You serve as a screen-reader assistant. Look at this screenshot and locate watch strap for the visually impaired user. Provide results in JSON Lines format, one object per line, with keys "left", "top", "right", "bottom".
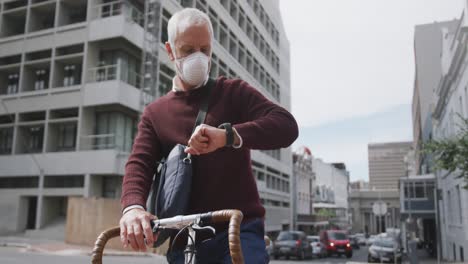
{"left": 218, "top": 123, "right": 234, "bottom": 147}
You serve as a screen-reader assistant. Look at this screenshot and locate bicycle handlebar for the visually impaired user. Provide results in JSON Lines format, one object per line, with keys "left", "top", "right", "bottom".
{"left": 90, "top": 209, "right": 244, "bottom": 264}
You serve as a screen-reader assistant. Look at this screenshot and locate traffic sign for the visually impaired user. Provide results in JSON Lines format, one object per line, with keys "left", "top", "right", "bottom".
{"left": 372, "top": 201, "right": 388, "bottom": 216}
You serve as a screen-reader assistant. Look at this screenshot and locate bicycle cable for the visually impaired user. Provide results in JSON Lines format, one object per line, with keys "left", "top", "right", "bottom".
{"left": 168, "top": 224, "right": 195, "bottom": 258}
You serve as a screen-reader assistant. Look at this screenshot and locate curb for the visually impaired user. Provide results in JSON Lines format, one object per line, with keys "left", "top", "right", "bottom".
{"left": 90, "top": 251, "right": 159, "bottom": 257}
{"left": 0, "top": 241, "right": 31, "bottom": 249}
{"left": 28, "top": 245, "right": 160, "bottom": 258}
{"left": 1, "top": 240, "right": 159, "bottom": 258}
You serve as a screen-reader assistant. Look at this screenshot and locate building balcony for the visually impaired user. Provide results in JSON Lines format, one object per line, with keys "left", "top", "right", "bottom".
{"left": 0, "top": 0, "right": 87, "bottom": 56}
{"left": 83, "top": 63, "right": 143, "bottom": 111}
{"left": 88, "top": 0, "right": 148, "bottom": 50}
{"left": 0, "top": 149, "right": 129, "bottom": 177}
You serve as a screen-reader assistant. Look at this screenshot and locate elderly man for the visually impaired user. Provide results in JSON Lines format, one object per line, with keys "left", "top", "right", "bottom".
{"left": 119, "top": 7, "right": 298, "bottom": 263}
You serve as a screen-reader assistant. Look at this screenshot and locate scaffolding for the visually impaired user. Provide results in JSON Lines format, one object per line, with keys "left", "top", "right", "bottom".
{"left": 139, "top": 0, "right": 162, "bottom": 113}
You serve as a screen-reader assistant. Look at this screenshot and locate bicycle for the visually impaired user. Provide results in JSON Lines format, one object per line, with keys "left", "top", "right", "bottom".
{"left": 91, "top": 209, "right": 245, "bottom": 264}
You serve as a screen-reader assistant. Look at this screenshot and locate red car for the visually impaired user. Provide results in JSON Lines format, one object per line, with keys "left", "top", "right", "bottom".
{"left": 320, "top": 230, "right": 353, "bottom": 258}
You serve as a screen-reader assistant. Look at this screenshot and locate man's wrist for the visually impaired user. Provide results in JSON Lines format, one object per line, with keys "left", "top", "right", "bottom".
{"left": 122, "top": 205, "right": 145, "bottom": 215}
{"left": 218, "top": 123, "right": 234, "bottom": 147}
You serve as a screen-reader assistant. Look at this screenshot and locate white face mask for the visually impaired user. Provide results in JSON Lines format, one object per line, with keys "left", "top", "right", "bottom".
{"left": 174, "top": 51, "right": 210, "bottom": 87}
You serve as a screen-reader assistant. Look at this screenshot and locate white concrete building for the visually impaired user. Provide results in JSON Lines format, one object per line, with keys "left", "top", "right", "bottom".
{"left": 312, "top": 158, "right": 350, "bottom": 230}
{"left": 432, "top": 7, "right": 468, "bottom": 262}
{"left": 412, "top": 20, "right": 459, "bottom": 175}
{"left": 292, "top": 146, "right": 314, "bottom": 232}
{"left": 0, "top": 0, "right": 293, "bottom": 236}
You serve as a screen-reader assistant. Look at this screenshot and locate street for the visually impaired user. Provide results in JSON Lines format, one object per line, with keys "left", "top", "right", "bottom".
{"left": 0, "top": 246, "right": 369, "bottom": 264}
{"left": 271, "top": 246, "right": 368, "bottom": 264}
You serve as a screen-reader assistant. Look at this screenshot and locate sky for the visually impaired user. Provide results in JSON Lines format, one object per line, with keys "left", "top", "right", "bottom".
{"left": 279, "top": 0, "right": 463, "bottom": 181}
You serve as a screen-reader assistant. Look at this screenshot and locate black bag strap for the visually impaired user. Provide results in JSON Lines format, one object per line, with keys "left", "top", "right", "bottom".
{"left": 192, "top": 78, "right": 215, "bottom": 133}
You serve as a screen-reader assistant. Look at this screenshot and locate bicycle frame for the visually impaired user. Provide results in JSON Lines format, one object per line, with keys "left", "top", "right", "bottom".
{"left": 151, "top": 212, "right": 216, "bottom": 264}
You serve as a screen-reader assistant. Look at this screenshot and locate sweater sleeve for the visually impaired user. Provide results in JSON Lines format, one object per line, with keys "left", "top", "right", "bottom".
{"left": 232, "top": 80, "right": 299, "bottom": 150}
{"left": 120, "top": 106, "right": 161, "bottom": 211}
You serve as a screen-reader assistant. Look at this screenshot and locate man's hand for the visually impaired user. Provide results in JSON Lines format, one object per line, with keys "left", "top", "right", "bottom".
{"left": 119, "top": 208, "right": 157, "bottom": 251}
{"left": 185, "top": 124, "right": 226, "bottom": 155}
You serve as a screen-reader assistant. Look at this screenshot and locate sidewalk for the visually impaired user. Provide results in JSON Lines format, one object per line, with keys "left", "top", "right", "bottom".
{"left": 402, "top": 248, "right": 465, "bottom": 264}
{"left": 0, "top": 235, "right": 163, "bottom": 258}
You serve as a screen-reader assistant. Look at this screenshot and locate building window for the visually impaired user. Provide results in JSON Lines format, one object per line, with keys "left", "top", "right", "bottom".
{"left": 101, "top": 0, "right": 122, "bottom": 18}
{"left": 456, "top": 185, "right": 462, "bottom": 224}
{"left": 7, "top": 73, "right": 19, "bottom": 94}
{"left": 63, "top": 65, "right": 82, "bottom": 87}
{"left": 257, "top": 171, "right": 265, "bottom": 181}
{"left": 159, "top": 63, "right": 175, "bottom": 95}
{"left": 34, "top": 69, "right": 49, "bottom": 90}
{"left": 219, "top": 22, "right": 229, "bottom": 49}
{"left": 209, "top": 9, "right": 219, "bottom": 41}
{"left": 44, "top": 175, "right": 84, "bottom": 188}
{"left": 220, "top": 0, "right": 229, "bottom": 9}
{"left": 229, "top": 0, "right": 238, "bottom": 21}
{"left": 57, "top": 123, "right": 77, "bottom": 151}
{"left": 161, "top": 9, "right": 171, "bottom": 44}
{"left": 219, "top": 60, "right": 227, "bottom": 77}
{"left": 229, "top": 33, "right": 238, "bottom": 59}
{"left": 28, "top": 126, "right": 44, "bottom": 152}
{"left": 95, "top": 112, "right": 136, "bottom": 152}
{"left": 414, "top": 182, "right": 425, "bottom": 198}
{"left": 0, "top": 127, "right": 13, "bottom": 154}
{"left": 210, "top": 54, "right": 219, "bottom": 78}
{"left": 460, "top": 246, "right": 465, "bottom": 262}
{"left": 179, "top": 0, "right": 194, "bottom": 8}
{"left": 0, "top": 177, "right": 39, "bottom": 188}
{"left": 246, "top": 18, "right": 253, "bottom": 39}
{"left": 195, "top": 0, "right": 207, "bottom": 12}
{"left": 102, "top": 176, "right": 122, "bottom": 198}
{"left": 238, "top": 9, "right": 246, "bottom": 31}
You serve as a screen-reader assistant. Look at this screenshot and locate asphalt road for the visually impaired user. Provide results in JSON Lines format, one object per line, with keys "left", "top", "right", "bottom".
{"left": 270, "top": 245, "right": 369, "bottom": 264}
{"left": 0, "top": 246, "right": 369, "bottom": 264}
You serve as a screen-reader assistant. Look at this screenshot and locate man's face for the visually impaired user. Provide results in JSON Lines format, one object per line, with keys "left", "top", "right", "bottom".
{"left": 166, "top": 23, "right": 212, "bottom": 61}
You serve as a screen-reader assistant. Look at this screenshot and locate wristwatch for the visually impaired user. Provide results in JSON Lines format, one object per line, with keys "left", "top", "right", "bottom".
{"left": 218, "top": 123, "right": 234, "bottom": 147}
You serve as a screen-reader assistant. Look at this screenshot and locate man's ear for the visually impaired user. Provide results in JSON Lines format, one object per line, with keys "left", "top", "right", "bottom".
{"left": 165, "top": 42, "right": 175, "bottom": 61}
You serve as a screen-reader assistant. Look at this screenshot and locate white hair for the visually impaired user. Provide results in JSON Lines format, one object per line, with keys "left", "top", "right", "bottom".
{"left": 167, "top": 8, "right": 214, "bottom": 49}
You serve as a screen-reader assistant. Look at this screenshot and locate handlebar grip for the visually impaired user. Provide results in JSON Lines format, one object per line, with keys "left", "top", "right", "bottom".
{"left": 91, "top": 226, "right": 120, "bottom": 264}
{"left": 90, "top": 209, "right": 244, "bottom": 264}
{"left": 211, "top": 209, "right": 244, "bottom": 264}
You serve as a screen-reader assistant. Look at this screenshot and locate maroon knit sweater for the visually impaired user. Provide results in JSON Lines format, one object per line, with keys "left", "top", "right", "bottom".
{"left": 121, "top": 77, "right": 298, "bottom": 221}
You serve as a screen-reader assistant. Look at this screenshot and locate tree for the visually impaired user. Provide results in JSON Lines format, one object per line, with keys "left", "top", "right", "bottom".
{"left": 317, "top": 208, "right": 336, "bottom": 218}
{"left": 424, "top": 115, "right": 468, "bottom": 189}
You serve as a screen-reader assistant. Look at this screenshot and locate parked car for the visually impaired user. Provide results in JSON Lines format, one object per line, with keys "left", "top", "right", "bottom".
{"left": 355, "top": 233, "right": 367, "bottom": 245}
{"left": 307, "top": 235, "right": 326, "bottom": 258}
{"left": 366, "top": 235, "right": 378, "bottom": 246}
{"left": 320, "top": 230, "right": 353, "bottom": 258}
{"left": 271, "top": 231, "right": 313, "bottom": 260}
{"left": 367, "top": 238, "right": 402, "bottom": 263}
{"left": 349, "top": 235, "right": 360, "bottom": 249}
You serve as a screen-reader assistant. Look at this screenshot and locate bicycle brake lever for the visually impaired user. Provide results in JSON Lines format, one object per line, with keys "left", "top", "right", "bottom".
{"left": 191, "top": 223, "right": 216, "bottom": 236}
